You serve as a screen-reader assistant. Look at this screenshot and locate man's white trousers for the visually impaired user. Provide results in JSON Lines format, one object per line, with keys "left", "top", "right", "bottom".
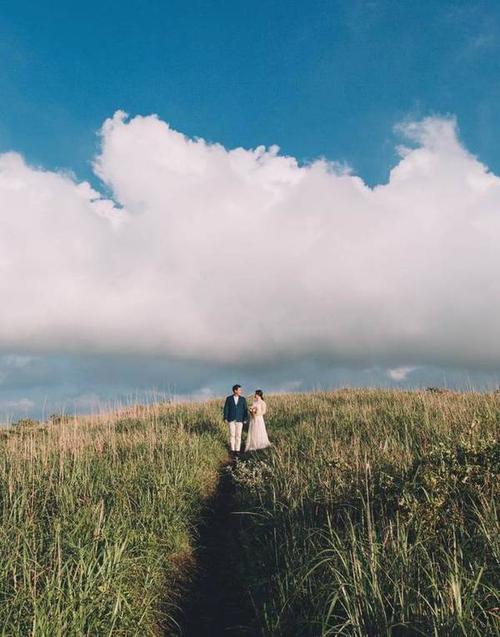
{"left": 227, "top": 421, "right": 243, "bottom": 451}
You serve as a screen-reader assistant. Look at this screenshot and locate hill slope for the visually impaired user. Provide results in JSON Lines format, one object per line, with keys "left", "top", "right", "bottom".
{"left": 0, "top": 390, "right": 498, "bottom": 635}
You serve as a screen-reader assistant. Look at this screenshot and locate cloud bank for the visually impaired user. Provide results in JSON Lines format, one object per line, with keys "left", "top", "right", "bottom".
{"left": 0, "top": 112, "right": 499, "bottom": 372}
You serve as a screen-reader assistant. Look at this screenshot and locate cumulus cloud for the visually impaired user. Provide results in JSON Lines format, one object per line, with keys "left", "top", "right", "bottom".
{"left": 0, "top": 112, "right": 499, "bottom": 372}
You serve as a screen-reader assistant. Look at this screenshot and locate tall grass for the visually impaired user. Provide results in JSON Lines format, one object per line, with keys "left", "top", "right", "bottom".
{"left": 0, "top": 401, "right": 226, "bottom": 636}
{"left": 1, "top": 389, "right": 498, "bottom": 636}
{"left": 232, "top": 389, "right": 500, "bottom": 636}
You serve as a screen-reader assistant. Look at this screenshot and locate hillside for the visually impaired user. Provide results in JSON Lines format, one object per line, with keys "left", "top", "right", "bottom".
{"left": 0, "top": 390, "right": 498, "bottom": 635}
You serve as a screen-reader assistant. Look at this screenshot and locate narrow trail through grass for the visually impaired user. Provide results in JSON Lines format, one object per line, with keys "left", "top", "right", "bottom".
{"left": 174, "top": 457, "right": 253, "bottom": 636}
{"left": 1, "top": 390, "right": 496, "bottom": 635}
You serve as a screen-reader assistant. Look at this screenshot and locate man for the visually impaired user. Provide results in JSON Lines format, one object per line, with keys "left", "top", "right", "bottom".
{"left": 223, "top": 384, "right": 248, "bottom": 458}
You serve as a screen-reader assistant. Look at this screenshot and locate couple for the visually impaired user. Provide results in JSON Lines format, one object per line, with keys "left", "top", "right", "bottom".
{"left": 223, "top": 384, "right": 271, "bottom": 457}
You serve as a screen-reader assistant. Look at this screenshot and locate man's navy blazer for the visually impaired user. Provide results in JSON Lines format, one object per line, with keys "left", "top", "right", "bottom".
{"left": 223, "top": 395, "right": 248, "bottom": 422}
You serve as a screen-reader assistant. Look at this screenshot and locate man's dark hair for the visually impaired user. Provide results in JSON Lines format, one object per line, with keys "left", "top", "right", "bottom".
{"left": 232, "top": 384, "right": 241, "bottom": 393}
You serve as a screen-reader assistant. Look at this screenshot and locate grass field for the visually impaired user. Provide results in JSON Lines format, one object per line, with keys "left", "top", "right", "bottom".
{"left": 232, "top": 390, "right": 500, "bottom": 636}
{"left": 0, "top": 389, "right": 498, "bottom": 636}
{"left": 0, "top": 402, "right": 227, "bottom": 636}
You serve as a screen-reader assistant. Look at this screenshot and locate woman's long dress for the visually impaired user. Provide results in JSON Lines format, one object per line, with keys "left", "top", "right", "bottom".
{"left": 245, "top": 399, "right": 271, "bottom": 451}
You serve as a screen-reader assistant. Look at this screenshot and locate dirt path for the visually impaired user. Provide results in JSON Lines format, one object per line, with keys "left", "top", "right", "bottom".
{"left": 174, "top": 459, "right": 254, "bottom": 636}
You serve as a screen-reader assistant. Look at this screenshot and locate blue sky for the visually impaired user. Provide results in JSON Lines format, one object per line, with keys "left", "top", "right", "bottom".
{"left": 2, "top": 0, "right": 500, "bottom": 186}
{"left": 1, "top": 0, "right": 500, "bottom": 420}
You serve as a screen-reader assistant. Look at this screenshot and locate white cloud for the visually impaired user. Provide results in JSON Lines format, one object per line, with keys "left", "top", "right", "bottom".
{"left": 0, "top": 354, "right": 36, "bottom": 386}
{"left": 2, "top": 354, "right": 35, "bottom": 368}
{"left": 1, "top": 112, "right": 499, "bottom": 371}
{"left": 387, "top": 366, "right": 417, "bottom": 382}
{"left": 0, "top": 398, "right": 34, "bottom": 412}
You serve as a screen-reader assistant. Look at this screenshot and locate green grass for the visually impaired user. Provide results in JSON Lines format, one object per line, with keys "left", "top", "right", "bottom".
{"left": 231, "top": 389, "right": 500, "bottom": 636}
{"left": 0, "top": 389, "right": 498, "bottom": 636}
{"left": 0, "top": 401, "right": 227, "bottom": 636}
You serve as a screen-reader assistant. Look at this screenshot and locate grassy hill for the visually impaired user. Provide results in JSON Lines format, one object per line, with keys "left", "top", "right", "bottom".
{"left": 0, "top": 390, "right": 498, "bottom": 635}
{"left": 232, "top": 390, "right": 499, "bottom": 636}
{"left": 0, "top": 402, "right": 226, "bottom": 635}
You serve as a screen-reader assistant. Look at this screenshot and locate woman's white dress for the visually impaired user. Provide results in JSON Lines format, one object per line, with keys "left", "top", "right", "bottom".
{"left": 245, "top": 399, "right": 271, "bottom": 451}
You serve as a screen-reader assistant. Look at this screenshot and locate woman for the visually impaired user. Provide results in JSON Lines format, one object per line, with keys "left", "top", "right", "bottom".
{"left": 245, "top": 389, "right": 271, "bottom": 452}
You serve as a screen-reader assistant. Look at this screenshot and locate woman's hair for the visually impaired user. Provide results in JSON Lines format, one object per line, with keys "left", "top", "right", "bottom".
{"left": 255, "top": 389, "right": 264, "bottom": 399}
